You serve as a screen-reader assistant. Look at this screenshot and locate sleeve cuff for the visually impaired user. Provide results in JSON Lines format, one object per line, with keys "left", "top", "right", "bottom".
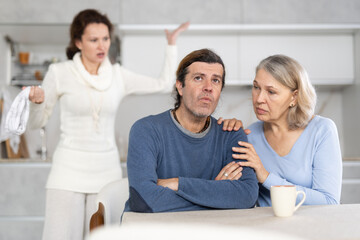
{"left": 166, "top": 44, "right": 177, "bottom": 53}
{"left": 262, "top": 172, "right": 277, "bottom": 190}
{"left": 177, "top": 176, "right": 185, "bottom": 193}
{"left": 29, "top": 101, "right": 45, "bottom": 111}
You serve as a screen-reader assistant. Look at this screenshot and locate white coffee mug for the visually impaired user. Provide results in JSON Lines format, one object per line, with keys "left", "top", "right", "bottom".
{"left": 270, "top": 185, "right": 306, "bottom": 217}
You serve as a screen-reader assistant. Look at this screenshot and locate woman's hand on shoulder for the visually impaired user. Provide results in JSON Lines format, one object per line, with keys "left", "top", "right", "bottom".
{"left": 217, "top": 117, "right": 251, "bottom": 134}
{"left": 165, "top": 22, "right": 190, "bottom": 45}
{"left": 215, "top": 161, "right": 243, "bottom": 181}
{"left": 28, "top": 86, "right": 44, "bottom": 104}
{"left": 232, "top": 141, "right": 269, "bottom": 183}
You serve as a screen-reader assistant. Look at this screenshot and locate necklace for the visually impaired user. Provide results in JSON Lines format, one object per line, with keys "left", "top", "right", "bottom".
{"left": 87, "top": 88, "right": 104, "bottom": 132}
{"left": 172, "top": 109, "right": 210, "bottom": 133}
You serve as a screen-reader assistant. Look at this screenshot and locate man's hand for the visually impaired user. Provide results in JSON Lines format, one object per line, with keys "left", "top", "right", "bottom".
{"left": 215, "top": 161, "right": 243, "bottom": 181}
{"left": 217, "top": 117, "right": 251, "bottom": 135}
{"left": 157, "top": 178, "right": 179, "bottom": 191}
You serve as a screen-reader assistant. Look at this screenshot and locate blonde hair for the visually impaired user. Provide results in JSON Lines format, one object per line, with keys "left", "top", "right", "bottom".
{"left": 256, "top": 55, "right": 317, "bottom": 130}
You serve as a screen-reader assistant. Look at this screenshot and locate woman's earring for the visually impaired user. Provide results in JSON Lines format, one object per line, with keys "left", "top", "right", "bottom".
{"left": 290, "top": 103, "right": 294, "bottom": 108}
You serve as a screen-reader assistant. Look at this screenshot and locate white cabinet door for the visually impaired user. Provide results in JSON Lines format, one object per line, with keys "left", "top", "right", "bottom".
{"left": 121, "top": 35, "right": 167, "bottom": 77}
{"left": 178, "top": 35, "right": 238, "bottom": 82}
{"left": 238, "top": 34, "right": 354, "bottom": 85}
{"left": 121, "top": 34, "right": 239, "bottom": 82}
{"left": 121, "top": 28, "right": 355, "bottom": 86}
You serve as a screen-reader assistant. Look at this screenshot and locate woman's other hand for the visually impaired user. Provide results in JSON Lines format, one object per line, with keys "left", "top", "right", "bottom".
{"left": 215, "top": 161, "right": 243, "bottom": 181}
{"left": 232, "top": 141, "right": 269, "bottom": 183}
{"left": 217, "top": 117, "right": 251, "bottom": 134}
{"left": 165, "top": 22, "right": 190, "bottom": 45}
{"left": 28, "top": 86, "right": 44, "bottom": 104}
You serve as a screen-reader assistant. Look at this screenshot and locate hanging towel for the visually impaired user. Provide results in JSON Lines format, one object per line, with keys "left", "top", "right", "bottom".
{"left": 5, "top": 87, "right": 31, "bottom": 135}
{"left": 0, "top": 87, "right": 21, "bottom": 154}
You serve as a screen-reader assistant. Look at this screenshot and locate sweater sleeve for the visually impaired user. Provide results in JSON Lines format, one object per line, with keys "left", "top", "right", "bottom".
{"left": 127, "top": 119, "right": 195, "bottom": 213}
{"left": 263, "top": 119, "right": 342, "bottom": 205}
{"left": 27, "top": 64, "right": 59, "bottom": 129}
{"left": 120, "top": 45, "right": 177, "bottom": 95}
{"left": 176, "top": 130, "right": 259, "bottom": 209}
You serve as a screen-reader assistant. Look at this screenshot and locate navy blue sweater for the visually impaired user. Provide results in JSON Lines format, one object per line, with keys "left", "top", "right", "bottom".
{"left": 125, "top": 110, "right": 258, "bottom": 213}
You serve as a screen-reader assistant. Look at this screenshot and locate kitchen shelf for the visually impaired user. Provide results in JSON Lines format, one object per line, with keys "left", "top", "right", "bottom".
{"left": 118, "top": 24, "right": 360, "bottom": 34}
{"left": 15, "top": 62, "right": 49, "bottom": 67}
{"left": 11, "top": 79, "right": 42, "bottom": 86}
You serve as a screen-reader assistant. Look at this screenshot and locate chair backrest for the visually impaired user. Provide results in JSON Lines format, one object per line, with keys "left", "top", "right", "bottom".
{"left": 96, "top": 178, "right": 129, "bottom": 224}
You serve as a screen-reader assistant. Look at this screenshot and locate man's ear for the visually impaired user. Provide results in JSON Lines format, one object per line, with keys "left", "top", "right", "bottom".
{"left": 176, "top": 80, "right": 183, "bottom": 96}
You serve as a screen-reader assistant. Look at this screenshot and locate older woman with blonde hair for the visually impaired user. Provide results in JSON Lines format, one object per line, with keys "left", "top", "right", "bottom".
{"left": 232, "top": 54, "right": 342, "bottom": 206}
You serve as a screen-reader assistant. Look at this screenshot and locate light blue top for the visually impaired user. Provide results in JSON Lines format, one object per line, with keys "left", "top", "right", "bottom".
{"left": 248, "top": 116, "right": 342, "bottom": 206}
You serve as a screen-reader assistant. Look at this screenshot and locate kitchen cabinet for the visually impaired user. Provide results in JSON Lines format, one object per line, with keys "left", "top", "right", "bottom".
{"left": 0, "top": 160, "right": 51, "bottom": 240}
{"left": 11, "top": 62, "right": 49, "bottom": 86}
{"left": 341, "top": 160, "right": 360, "bottom": 204}
{"left": 0, "top": 159, "right": 127, "bottom": 240}
{"left": 119, "top": 24, "right": 360, "bottom": 86}
{"left": 0, "top": 24, "right": 69, "bottom": 86}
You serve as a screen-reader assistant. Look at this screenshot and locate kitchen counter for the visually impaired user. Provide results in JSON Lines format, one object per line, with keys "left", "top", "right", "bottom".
{"left": 0, "top": 158, "right": 51, "bottom": 163}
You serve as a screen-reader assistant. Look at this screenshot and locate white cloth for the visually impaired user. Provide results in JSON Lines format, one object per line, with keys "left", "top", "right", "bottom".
{"left": 28, "top": 45, "right": 177, "bottom": 193}
{"left": 0, "top": 87, "right": 21, "bottom": 153}
{"left": 5, "top": 87, "right": 31, "bottom": 136}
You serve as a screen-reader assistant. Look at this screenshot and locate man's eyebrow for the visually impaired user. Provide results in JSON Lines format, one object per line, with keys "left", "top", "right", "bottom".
{"left": 213, "top": 74, "right": 222, "bottom": 79}
{"left": 191, "top": 72, "right": 206, "bottom": 77}
{"left": 191, "top": 72, "right": 222, "bottom": 79}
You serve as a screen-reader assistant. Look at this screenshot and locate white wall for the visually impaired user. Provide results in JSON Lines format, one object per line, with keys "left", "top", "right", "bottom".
{"left": 0, "top": 0, "right": 359, "bottom": 159}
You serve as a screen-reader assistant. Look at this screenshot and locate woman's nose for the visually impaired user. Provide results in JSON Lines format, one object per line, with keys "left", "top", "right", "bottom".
{"left": 98, "top": 40, "right": 105, "bottom": 49}
{"left": 256, "top": 90, "right": 266, "bottom": 103}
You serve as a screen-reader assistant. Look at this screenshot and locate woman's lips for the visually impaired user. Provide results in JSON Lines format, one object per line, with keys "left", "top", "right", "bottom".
{"left": 256, "top": 107, "right": 267, "bottom": 114}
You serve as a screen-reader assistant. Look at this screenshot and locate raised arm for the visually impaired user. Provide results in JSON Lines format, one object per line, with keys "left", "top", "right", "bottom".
{"left": 165, "top": 22, "right": 190, "bottom": 45}
{"left": 120, "top": 22, "right": 189, "bottom": 95}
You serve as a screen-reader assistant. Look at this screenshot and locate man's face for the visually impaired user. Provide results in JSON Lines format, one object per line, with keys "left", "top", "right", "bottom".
{"left": 176, "top": 62, "right": 224, "bottom": 118}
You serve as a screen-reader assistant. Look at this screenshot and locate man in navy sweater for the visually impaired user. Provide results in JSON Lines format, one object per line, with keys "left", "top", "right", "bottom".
{"left": 125, "top": 49, "right": 258, "bottom": 213}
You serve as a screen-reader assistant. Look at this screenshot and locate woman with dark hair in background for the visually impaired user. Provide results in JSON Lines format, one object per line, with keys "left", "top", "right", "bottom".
{"left": 232, "top": 54, "right": 342, "bottom": 206}
{"left": 27, "top": 9, "right": 189, "bottom": 240}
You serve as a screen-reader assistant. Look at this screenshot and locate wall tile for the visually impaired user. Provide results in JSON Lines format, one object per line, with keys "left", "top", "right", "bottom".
{"left": 120, "top": 0, "right": 243, "bottom": 24}
{"left": 0, "top": 220, "right": 44, "bottom": 240}
{"left": 242, "top": 0, "right": 360, "bottom": 23}
{"left": 0, "top": 0, "right": 120, "bottom": 23}
{"left": 0, "top": 164, "right": 50, "bottom": 215}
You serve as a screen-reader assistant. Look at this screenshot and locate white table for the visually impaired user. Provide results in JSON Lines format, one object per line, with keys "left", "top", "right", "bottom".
{"left": 118, "top": 204, "right": 360, "bottom": 240}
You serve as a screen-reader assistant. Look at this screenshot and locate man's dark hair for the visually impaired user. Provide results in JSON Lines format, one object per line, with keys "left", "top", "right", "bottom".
{"left": 173, "top": 48, "right": 226, "bottom": 110}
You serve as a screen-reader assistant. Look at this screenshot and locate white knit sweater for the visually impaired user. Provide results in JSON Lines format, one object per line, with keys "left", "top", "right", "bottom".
{"left": 28, "top": 45, "right": 177, "bottom": 193}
